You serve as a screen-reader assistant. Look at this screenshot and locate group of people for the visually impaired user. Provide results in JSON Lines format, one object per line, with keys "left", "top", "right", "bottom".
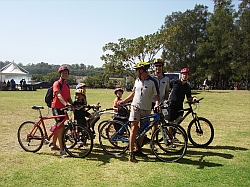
{"left": 50, "top": 59, "right": 197, "bottom": 160}
{"left": 1, "top": 79, "right": 17, "bottom": 90}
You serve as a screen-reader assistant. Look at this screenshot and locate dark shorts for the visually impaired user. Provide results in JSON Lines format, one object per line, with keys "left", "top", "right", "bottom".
{"left": 52, "top": 108, "right": 65, "bottom": 123}
{"left": 165, "top": 105, "right": 184, "bottom": 121}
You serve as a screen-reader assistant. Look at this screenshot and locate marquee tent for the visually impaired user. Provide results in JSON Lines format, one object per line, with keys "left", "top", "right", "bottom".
{"left": 0, "top": 62, "right": 31, "bottom": 84}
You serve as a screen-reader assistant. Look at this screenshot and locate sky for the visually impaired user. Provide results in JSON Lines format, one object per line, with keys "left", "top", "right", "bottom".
{"left": 0, "top": 0, "right": 241, "bottom": 67}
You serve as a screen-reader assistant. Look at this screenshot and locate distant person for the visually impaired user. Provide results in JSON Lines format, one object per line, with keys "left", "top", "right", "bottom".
{"left": 20, "top": 79, "right": 23, "bottom": 90}
{"left": 203, "top": 78, "right": 208, "bottom": 90}
{"left": 125, "top": 75, "right": 130, "bottom": 91}
{"left": 7, "top": 80, "right": 10, "bottom": 89}
{"left": 51, "top": 66, "right": 73, "bottom": 157}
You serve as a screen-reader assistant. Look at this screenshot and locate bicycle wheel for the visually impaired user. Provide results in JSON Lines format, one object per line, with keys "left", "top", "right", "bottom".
{"left": 17, "top": 121, "right": 44, "bottom": 152}
{"left": 64, "top": 125, "right": 77, "bottom": 149}
{"left": 99, "top": 120, "right": 129, "bottom": 156}
{"left": 63, "top": 124, "right": 93, "bottom": 158}
{"left": 97, "top": 120, "right": 111, "bottom": 139}
{"left": 151, "top": 123, "right": 187, "bottom": 162}
{"left": 187, "top": 117, "right": 214, "bottom": 148}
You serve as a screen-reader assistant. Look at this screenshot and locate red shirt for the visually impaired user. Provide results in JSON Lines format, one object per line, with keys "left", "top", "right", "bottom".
{"left": 51, "top": 78, "right": 70, "bottom": 109}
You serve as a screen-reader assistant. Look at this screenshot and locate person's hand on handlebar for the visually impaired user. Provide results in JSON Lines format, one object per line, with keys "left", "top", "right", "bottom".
{"left": 192, "top": 97, "right": 198, "bottom": 102}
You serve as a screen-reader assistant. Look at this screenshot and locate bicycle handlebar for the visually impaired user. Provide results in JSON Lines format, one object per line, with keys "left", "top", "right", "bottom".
{"left": 186, "top": 97, "right": 204, "bottom": 105}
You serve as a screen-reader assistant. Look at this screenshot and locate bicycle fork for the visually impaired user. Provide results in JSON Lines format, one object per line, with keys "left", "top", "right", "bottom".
{"left": 159, "top": 126, "right": 170, "bottom": 145}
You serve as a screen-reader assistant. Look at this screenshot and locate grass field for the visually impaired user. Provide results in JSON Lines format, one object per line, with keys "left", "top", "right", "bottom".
{"left": 0, "top": 89, "right": 250, "bottom": 187}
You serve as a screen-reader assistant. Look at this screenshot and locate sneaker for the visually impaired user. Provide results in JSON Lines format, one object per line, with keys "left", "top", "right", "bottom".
{"left": 153, "top": 146, "right": 158, "bottom": 152}
{"left": 60, "top": 150, "right": 67, "bottom": 157}
{"left": 50, "top": 145, "right": 60, "bottom": 151}
{"left": 133, "top": 150, "right": 147, "bottom": 157}
{"left": 129, "top": 152, "right": 137, "bottom": 163}
{"left": 78, "top": 141, "right": 84, "bottom": 147}
{"left": 167, "top": 140, "right": 176, "bottom": 148}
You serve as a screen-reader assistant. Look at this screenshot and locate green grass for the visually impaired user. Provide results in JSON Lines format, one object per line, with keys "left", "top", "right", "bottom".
{"left": 0, "top": 89, "right": 250, "bottom": 187}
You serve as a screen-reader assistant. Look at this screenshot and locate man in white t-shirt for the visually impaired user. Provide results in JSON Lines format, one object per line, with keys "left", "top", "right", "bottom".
{"left": 119, "top": 62, "right": 160, "bottom": 162}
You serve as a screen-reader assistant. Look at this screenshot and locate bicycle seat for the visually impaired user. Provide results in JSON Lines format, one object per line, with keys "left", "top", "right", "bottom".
{"left": 31, "top": 106, "right": 44, "bottom": 110}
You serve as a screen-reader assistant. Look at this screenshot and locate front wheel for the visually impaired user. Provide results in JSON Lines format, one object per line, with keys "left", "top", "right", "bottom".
{"left": 187, "top": 117, "right": 214, "bottom": 148}
{"left": 151, "top": 123, "right": 187, "bottom": 162}
{"left": 17, "top": 121, "right": 44, "bottom": 152}
{"left": 99, "top": 120, "right": 129, "bottom": 156}
{"left": 63, "top": 124, "right": 93, "bottom": 158}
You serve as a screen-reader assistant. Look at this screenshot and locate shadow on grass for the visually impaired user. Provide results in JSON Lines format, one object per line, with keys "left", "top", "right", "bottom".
{"left": 36, "top": 143, "right": 247, "bottom": 168}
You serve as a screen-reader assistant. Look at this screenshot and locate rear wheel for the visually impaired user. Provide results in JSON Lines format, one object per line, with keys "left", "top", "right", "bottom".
{"left": 17, "top": 121, "right": 44, "bottom": 152}
{"left": 151, "top": 123, "right": 187, "bottom": 162}
{"left": 63, "top": 124, "right": 93, "bottom": 158}
{"left": 187, "top": 117, "right": 214, "bottom": 148}
{"left": 99, "top": 120, "right": 129, "bottom": 156}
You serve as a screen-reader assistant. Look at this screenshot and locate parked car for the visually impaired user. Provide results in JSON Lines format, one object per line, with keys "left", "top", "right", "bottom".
{"left": 165, "top": 72, "right": 181, "bottom": 81}
{"left": 33, "top": 81, "right": 53, "bottom": 89}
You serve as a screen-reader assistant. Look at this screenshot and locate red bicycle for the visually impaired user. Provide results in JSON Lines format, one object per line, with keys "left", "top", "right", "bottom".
{"left": 17, "top": 105, "right": 93, "bottom": 158}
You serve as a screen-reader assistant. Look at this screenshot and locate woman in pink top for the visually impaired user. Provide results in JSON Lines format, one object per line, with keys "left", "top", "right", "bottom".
{"left": 51, "top": 66, "right": 73, "bottom": 157}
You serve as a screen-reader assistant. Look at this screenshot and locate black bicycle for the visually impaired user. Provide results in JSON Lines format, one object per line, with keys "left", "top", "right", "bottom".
{"left": 99, "top": 104, "right": 188, "bottom": 162}
{"left": 170, "top": 98, "right": 214, "bottom": 148}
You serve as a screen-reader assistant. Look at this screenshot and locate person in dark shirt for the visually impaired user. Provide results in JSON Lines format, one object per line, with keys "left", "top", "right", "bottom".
{"left": 73, "top": 88, "right": 92, "bottom": 128}
{"left": 168, "top": 68, "right": 197, "bottom": 122}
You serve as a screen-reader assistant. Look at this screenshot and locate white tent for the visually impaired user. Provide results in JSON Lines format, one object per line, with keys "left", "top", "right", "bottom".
{"left": 0, "top": 62, "right": 31, "bottom": 85}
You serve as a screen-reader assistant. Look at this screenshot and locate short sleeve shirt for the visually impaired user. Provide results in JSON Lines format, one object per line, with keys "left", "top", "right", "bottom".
{"left": 51, "top": 79, "right": 70, "bottom": 109}
{"left": 131, "top": 76, "right": 160, "bottom": 110}
{"left": 151, "top": 73, "right": 170, "bottom": 103}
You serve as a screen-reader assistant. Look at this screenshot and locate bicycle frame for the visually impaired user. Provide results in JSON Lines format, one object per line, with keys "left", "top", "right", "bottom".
{"left": 112, "top": 112, "right": 162, "bottom": 142}
{"left": 29, "top": 107, "right": 69, "bottom": 142}
{"left": 175, "top": 103, "right": 198, "bottom": 125}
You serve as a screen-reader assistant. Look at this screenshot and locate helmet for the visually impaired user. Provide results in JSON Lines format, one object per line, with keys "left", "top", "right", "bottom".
{"left": 134, "top": 62, "right": 150, "bottom": 70}
{"left": 75, "top": 88, "right": 85, "bottom": 95}
{"left": 154, "top": 58, "right": 164, "bottom": 64}
{"left": 181, "top": 68, "right": 190, "bottom": 74}
{"left": 58, "top": 66, "right": 69, "bottom": 74}
{"left": 76, "top": 83, "right": 86, "bottom": 89}
{"left": 114, "top": 87, "right": 124, "bottom": 94}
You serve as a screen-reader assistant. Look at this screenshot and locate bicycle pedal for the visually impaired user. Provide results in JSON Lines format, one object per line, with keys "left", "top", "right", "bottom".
{"left": 44, "top": 139, "right": 50, "bottom": 144}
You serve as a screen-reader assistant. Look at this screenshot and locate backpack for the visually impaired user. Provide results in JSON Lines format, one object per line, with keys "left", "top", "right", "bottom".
{"left": 45, "top": 81, "right": 66, "bottom": 108}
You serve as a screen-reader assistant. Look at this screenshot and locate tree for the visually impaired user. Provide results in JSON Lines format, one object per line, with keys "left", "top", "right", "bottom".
{"left": 101, "top": 29, "right": 176, "bottom": 79}
{"left": 204, "top": 0, "right": 237, "bottom": 87}
{"left": 161, "top": 5, "right": 211, "bottom": 85}
{"left": 233, "top": 0, "right": 250, "bottom": 89}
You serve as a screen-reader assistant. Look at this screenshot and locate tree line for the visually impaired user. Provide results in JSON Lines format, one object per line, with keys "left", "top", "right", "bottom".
{"left": 101, "top": 0, "right": 250, "bottom": 89}
{"left": 1, "top": 0, "right": 249, "bottom": 90}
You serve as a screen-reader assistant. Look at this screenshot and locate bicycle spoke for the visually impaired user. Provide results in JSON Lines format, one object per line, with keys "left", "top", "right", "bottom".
{"left": 17, "top": 121, "right": 43, "bottom": 152}
{"left": 64, "top": 125, "right": 93, "bottom": 158}
{"left": 151, "top": 124, "right": 187, "bottom": 162}
{"left": 99, "top": 120, "right": 129, "bottom": 155}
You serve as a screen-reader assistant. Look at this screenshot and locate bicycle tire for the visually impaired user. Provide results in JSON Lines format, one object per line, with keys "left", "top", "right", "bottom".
{"left": 17, "top": 121, "right": 44, "bottom": 152}
{"left": 97, "top": 120, "right": 111, "bottom": 139}
{"left": 63, "top": 124, "right": 93, "bottom": 158}
{"left": 187, "top": 117, "right": 214, "bottom": 148}
{"left": 151, "top": 123, "right": 187, "bottom": 162}
{"left": 99, "top": 120, "right": 129, "bottom": 156}
{"left": 64, "top": 125, "right": 77, "bottom": 149}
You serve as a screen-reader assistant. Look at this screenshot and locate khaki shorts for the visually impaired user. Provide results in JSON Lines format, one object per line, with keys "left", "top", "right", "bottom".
{"left": 129, "top": 106, "right": 151, "bottom": 123}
